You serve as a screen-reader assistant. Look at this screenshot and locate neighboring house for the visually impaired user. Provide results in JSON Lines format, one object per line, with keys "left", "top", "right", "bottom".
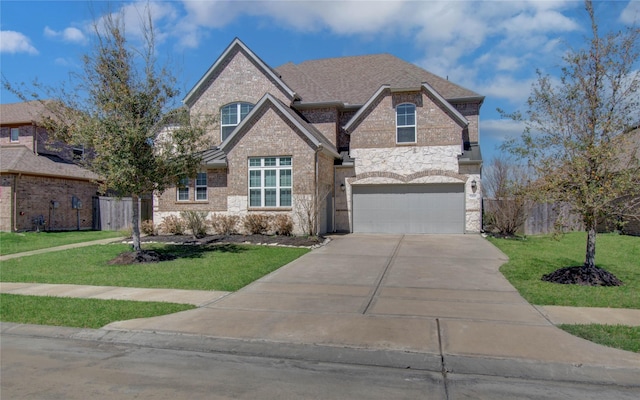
{"left": 0, "top": 101, "right": 99, "bottom": 231}
{"left": 155, "top": 38, "right": 484, "bottom": 235}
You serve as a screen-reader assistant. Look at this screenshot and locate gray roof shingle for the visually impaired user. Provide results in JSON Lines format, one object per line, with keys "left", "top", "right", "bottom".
{"left": 276, "top": 53, "right": 482, "bottom": 105}
{"left": 0, "top": 101, "right": 53, "bottom": 125}
{"left": 0, "top": 146, "right": 100, "bottom": 181}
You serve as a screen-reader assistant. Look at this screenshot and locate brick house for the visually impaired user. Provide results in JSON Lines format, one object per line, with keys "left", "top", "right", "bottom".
{"left": 0, "top": 101, "right": 100, "bottom": 231}
{"left": 155, "top": 38, "right": 484, "bottom": 235}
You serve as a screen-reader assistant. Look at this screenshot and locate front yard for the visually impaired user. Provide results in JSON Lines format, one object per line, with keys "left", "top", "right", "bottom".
{"left": 489, "top": 232, "right": 640, "bottom": 352}
{"left": 0, "top": 234, "right": 310, "bottom": 328}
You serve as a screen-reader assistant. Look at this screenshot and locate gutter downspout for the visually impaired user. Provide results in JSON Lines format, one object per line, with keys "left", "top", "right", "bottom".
{"left": 314, "top": 147, "right": 320, "bottom": 236}
{"left": 13, "top": 173, "right": 21, "bottom": 232}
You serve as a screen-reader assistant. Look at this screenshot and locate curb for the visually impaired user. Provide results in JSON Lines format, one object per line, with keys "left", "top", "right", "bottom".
{"left": 3, "top": 322, "right": 639, "bottom": 388}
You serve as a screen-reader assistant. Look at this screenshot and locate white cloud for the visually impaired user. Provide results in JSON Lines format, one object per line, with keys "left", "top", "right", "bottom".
{"left": 480, "top": 118, "right": 527, "bottom": 143}
{"left": 620, "top": 0, "right": 640, "bottom": 24}
{"left": 44, "top": 26, "right": 87, "bottom": 44}
{"left": 477, "top": 76, "right": 535, "bottom": 105}
{"left": 0, "top": 30, "right": 38, "bottom": 55}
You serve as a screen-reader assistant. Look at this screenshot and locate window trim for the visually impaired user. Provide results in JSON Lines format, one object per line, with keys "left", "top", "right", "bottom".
{"left": 221, "top": 102, "right": 254, "bottom": 142}
{"left": 10, "top": 128, "right": 19, "bottom": 142}
{"left": 396, "top": 103, "right": 417, "bottom": 144}
{"left": 248, "top": 157, "right": 292, "bottom": 208}
{"left": 195, "top": 172, "right": 207, "bottom": 201}
{"left": 177, "top": 177, "right": 189, "bottom": 201}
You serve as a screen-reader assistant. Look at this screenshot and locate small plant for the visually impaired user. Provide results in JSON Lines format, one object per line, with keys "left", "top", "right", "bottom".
{"left": 243, "top": 213, "right": 271, "bottom": 235}
{"left": 210, "top": 213, "right": 239, "bottom": 235}
{"left": 273, "top": 214, "right": 293, "bottom": 236}
{"left": 180, "top": 211, "right": 209, "bottom": 238}
{"left": 160, "top": 215, "right": 185, "bottom": 235}
{"left": 140, "top": 220, "right": 157, "bottom": 236}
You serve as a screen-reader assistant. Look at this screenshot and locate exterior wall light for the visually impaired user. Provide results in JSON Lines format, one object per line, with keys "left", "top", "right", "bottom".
{"left": 471, "top": 179, "right": 477, "bottom": 189}
{"left": 340, "top": 183, "right": 345, "bottom": 191}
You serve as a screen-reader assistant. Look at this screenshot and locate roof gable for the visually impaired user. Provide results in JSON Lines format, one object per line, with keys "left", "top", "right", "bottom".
{"left": 0, "top": 101, "right": 53, "bottom": 125}
{"left": 343, "top": 83, "right": 469, "bottom": 133}
{"left": 184, "top": 38, "right": 297, "bottom": 107}
{"left": 219, "top": 93, "right": 338, "bottom": 159}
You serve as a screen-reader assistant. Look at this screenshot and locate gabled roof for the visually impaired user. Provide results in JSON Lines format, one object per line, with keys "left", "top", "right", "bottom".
{"left": 0, "top": 146, "right": 100, "bottom": 181}
{"left": 0, "top": 100, "right": 54, "bottom": 125}
{"left": 200, "top": 93, "right": 340, "bottom": 167}
{"left": 343, "top": 83, "right": 469, "bottom": 133}
{"left": 183, "top": 38, "right": 297, "bottom": 107}
{"left": 276, "top": 53, "right": 482, "bottom": 106}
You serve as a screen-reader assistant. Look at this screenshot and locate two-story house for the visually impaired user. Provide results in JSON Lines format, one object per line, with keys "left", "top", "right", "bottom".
{"left": 155, "top": 38, "right": 483, "bottom": 235}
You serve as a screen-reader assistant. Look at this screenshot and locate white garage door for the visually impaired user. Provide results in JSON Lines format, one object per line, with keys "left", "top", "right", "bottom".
{"left": 352, "top": 184, "right": 465, "bottom": 234}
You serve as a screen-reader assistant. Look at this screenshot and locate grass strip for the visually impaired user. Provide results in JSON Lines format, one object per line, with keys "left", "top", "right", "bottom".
{"left": 0, "top": 231, "right": 124, "bottom": 255}
{"left": 489, "top": 232, "right": 640, "bottom": 308}
{"left": 0, "top": 243, "right": 309, "bottom": 291}
{"left": 0, "top": 293, "right": 194, "bottom": 329}
{"left": 559, "top": 324, "right": 640, "bottom": 353}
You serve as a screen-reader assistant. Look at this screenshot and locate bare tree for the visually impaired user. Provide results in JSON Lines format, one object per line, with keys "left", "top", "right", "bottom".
{"left": 501, "top": 0, "right": 639, "bottom": 285}
{"left": 483, "top": 156, "right": 528, "bottom": 236}
{"left": 295, "top": 182, "right": 332, "bottom": 236}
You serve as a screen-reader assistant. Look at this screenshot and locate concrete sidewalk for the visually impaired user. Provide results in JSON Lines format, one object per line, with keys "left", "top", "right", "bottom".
{"left": 0, "top": 237, "right": 125, "bottom": 261}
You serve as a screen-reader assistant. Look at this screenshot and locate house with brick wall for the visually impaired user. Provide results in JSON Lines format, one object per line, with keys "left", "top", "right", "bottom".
{"left": 155, "top": 38, "right": 484, "bottom": 235}
{"left": 0, "top": 101, "right": 100, "bottom": 231}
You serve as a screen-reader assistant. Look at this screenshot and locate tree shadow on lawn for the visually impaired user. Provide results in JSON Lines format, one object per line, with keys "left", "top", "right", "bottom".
{"left": 109, "top": 243, "right": 247, "bottom": 265}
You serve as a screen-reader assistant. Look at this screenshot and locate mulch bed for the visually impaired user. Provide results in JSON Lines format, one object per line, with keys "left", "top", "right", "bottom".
{"left": 541, "top": 265, "right": 623, "bottom": 286}
{"left": 109, "top": 234, "right": 326, "bottom": 265}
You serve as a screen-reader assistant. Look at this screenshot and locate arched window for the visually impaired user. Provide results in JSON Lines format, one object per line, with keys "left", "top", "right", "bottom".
{"left": 396, "top": 103, "right": 416, "bottom": 143}
{"left": 221, "top": 102, "right": 254, "bottom": 141}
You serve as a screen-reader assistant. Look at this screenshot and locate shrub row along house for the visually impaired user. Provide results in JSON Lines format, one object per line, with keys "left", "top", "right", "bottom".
{"left": 155, "top": 38, "right": 484, "bottom": 235}
{"left": 0, "top": 101, "right": 100, "bottom": 232}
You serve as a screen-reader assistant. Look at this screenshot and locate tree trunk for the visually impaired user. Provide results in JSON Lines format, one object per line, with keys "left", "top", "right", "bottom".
{"left": 131, "top": 194, "right": 141, "bottom": 252}
{"left": 584, "top": 222, "right": 597, "bottom": 270}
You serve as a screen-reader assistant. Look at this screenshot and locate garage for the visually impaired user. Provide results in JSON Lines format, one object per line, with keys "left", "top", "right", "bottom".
{"left": 352, "top": 184, "right": 465, "bottom": 234}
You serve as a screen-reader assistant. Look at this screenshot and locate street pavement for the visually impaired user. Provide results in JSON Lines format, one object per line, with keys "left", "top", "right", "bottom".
{"left": 2, "top": 234, "right": 639, "bottom": 391}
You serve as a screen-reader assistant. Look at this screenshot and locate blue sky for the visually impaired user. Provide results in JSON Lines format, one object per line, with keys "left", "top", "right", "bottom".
{"left": 1, "top": 0, "right": 638, "bottom": 161}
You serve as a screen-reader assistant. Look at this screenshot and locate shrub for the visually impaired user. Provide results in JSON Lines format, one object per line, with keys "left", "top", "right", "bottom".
{"left": 243, "top": 213, "right": 271, "bottom": 235}
{"left": 210, "top": 213, "right": 239, "bottom": 235}
{"left": 140, "top": 219, "right": 157, "bottom": 236}
{"left": 180, "top": 211, "right": 209, "bottom": 238}
{"left": 273, "top": 214, "right": 293, "bottom": 236}
{"left": 160, "top": 215, "right": 185, "bottom": 235}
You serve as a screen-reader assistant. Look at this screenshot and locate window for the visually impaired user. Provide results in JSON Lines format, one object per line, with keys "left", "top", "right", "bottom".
{"left": 177, "top": 177, "right": 189, "bottom": 201}
{"left": 72, "top": 145, "right": 84, "bottom": 161}
{"left": 196, "top": 172, "right": 207, "bottom": 201}
{"left": 396, "top": 103, "right": 416, "bottom": 143}
{"left": 249, "top": 157, "right": 292, "bottom": 208}
{"left": 221, "top": 102, "right": 254, "bottom": 141}
{"left": 10, "top": 128, "right": 19, "bottom": 142}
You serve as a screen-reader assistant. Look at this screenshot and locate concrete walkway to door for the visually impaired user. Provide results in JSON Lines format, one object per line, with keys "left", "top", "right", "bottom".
{"left": 105, "top": 234, "right": 640, "bottom": 384}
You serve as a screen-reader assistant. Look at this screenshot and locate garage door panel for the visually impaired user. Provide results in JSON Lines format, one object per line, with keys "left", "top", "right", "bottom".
{"left": 353, "top": 184, "right": 464, "bottom": 234}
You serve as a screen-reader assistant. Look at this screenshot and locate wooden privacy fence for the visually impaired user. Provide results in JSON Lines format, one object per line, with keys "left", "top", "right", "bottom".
{"left": 484, "top": 199, "right": 584, "bottom": 235}
{"left": 92, "top": 196, "right": 152, "bottom": 231}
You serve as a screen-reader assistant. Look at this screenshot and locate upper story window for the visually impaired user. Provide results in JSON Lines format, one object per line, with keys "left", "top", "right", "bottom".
{"left": 221, "top": 102, "right": 254, "bottom": 141}
{"left": 249, "top": 157, "right": 292, "bottom": 208}
{"left": 72, "top": 144, "right": 84, "bottom": 161}
{"left": 396, "top": 103, "right": 416, "bottom": 143}
{"left": 10, "top": 128, "right": 19, "bottom": 142}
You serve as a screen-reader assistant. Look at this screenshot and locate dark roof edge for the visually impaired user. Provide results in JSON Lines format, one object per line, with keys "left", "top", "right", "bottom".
{"left": 1, "top": 168, "right": 100, "bottom": 182}
{"left": 183, "top": 38, "right": 297, "bottom": 107}
{"left": 343, "top": 85, "right": 390, "bottom": 133}
{"left": 421, "top": 83, "right": 469, "bottom": 128}
{"left": 447, "top": 96, "right": 486, "bottom": 104}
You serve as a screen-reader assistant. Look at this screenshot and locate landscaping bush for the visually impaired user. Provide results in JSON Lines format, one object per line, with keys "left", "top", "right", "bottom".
{"left": 180, "top": 211, "right": 209, "bottom": 238}
{"left": 160, "top": 215, "right": 185, "bottom": 235}
{"left": 243, "top": 213, "right": 271, "bottom": 235}
{"left": 273, "top": 214, "right": 293, "bottom": 236}
{"left": 210, "top": 213, "right": 239, "bottom": 235}
{"left": 140, "top": 219, "right": 157, "bottom": 236}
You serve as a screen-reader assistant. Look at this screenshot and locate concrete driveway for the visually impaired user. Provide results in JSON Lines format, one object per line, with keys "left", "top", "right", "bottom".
{"left": 106, "top": 234, "right": 640, "bottom": 383}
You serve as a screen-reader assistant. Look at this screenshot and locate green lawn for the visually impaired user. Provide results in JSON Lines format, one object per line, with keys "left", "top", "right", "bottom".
{"left": 559, "top": 324, "right": 640, "bottom": 353}
{"left": 489, "top": 232, "right": 640, "bottom": 309}
{"left": 0, "top": 242, "right": 309, "bottom": 292}
{"left": 0, "top": 231, "right": 125, "bottom": 255}
{"left": 0, "top": 294, "right": 194, "bottom": 329}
